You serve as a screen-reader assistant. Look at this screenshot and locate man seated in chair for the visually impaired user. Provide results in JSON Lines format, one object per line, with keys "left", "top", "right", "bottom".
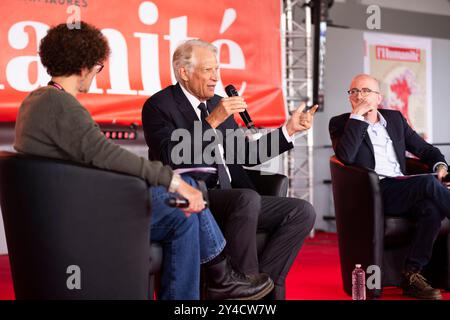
{"left": 13, "top": 21, "right": 274, "bottom": 300}
{"left": 141, "top": 39, "right": 318, "bottom": 299}
{"left": 329, "top": 73, "right": 450, "bottom": 300}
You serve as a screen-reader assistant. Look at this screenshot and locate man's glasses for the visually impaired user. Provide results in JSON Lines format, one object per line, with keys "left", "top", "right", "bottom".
{"left": 347, "top": 88, "right": 379, "bottom": 97}
{"left": 94, "top": 63, "right": 104, "bottom": 74}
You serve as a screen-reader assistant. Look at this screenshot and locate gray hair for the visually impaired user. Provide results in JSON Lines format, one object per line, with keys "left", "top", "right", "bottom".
{"left": 172, "top": 39, "right": 218, "bottom": 83}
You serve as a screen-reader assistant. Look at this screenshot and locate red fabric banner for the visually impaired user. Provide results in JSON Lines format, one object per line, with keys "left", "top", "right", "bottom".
{"left": 0, "top": 0, "right": 285, "bottom": 126}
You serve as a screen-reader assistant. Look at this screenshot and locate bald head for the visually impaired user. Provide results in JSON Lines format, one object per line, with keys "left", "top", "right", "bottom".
{"left": 347, "top": 74, "right": 383, "bottom": 122}
{"left": 349, "top": 74, "right": 380, "bottom": 92}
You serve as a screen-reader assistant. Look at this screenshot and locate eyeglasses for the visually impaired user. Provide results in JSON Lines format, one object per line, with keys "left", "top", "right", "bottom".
{"left": 94, "top": 63, "right": 104, "bottom": 74}
{"left": 347, "top": 88, "right": 380, "bottom": 97}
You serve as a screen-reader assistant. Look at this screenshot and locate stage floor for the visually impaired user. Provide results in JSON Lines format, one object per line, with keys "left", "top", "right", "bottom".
{"left": 1, "top": 232, "right": 449, "bottom": 300}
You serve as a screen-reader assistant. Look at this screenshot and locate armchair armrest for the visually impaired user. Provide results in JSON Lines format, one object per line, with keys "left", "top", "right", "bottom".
{"left": 405, "top": 157, "right": 430, "bottom": 175}
{"left": 244, "top": 169, "right": 288, "bottom": 197}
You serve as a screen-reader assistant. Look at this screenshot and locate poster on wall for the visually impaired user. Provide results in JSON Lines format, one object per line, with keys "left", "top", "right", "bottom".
{"left": 0, "top": 0, "right": 285, "bottom": 127}
{"left": 364, "top": 32, "right": 432, "bottom": 141}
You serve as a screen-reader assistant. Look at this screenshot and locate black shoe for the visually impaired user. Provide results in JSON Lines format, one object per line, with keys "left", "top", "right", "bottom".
{"left": 401, "top": 271, "right": 442, "bottom": 300}
{"left": 205, "top": 256, "right": 274, "bottom": 300}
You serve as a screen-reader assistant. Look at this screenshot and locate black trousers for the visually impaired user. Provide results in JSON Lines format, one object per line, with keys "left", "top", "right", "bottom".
{"left": 380, "top": 175, "right": 450, "bottom": 271}
{"left": 208, "top": 188, "right": 316, "bottom": 299}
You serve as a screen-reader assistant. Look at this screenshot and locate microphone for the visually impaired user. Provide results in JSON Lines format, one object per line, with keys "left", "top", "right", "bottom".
{"left": 166, "top": 197, "right": 208, "bottom": 208}
{"left": 225, "top": 84, "right": 256, "bottom": 130}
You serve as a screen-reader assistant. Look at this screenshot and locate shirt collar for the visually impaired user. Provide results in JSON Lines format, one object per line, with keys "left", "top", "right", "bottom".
{"left": 179, "top": 83, "right": 205, "bottom": 110}
{"left": 366, "top": 111, "right": 387, "bottom": 127}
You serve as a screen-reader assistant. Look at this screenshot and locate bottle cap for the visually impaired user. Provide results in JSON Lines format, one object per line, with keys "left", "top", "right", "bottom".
{"left": 355, "top": 264, "right": 361, "bottom": 268}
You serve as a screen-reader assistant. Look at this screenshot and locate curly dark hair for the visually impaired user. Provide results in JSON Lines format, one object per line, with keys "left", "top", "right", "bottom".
{"left": 39, "top": 21, "right": 110, "bottom": 77}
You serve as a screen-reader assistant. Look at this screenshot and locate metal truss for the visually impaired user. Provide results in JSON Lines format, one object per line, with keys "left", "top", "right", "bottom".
{"left": 282, "top": 0, "right": 314, "bottom": 204}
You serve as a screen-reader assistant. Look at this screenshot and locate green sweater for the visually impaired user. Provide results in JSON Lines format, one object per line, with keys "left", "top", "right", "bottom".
{"left": 14, "top": 86, "right": 173, "bottom": 188}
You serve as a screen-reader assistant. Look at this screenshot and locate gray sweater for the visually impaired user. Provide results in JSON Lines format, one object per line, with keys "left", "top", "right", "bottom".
{"left": 14, "top": 86, "right": 173, "bottom": 188}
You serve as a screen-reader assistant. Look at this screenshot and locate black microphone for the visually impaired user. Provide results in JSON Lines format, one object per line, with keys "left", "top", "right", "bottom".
{"left": 225, "top": 84, "right": 255, "bottom": 130}
{"left": 166, "top": 197, "right": 208, "bottom": 208}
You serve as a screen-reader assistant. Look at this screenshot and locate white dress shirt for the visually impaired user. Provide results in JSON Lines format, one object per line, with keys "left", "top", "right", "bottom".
{"left": 351, "top": 112, "right": 403, "bottom": 178}
{"left": 351, "top": 111, "right": 448, "bottom": 176}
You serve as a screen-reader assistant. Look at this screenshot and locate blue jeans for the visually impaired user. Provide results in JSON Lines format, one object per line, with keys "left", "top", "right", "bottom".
{"left": 150, "top": 175, "right": 226, "bottom": 300}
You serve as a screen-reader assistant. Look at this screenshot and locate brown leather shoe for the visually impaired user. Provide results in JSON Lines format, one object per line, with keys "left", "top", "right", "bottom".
{"left": 401, "top": 271, "right": 442, "bottom": 300}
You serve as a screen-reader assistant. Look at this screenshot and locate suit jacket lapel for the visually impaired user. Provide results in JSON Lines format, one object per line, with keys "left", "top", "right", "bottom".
{"left": 363, "top": 133, "right": 375, "bottom": 156}
{"left": 173, "top": 83, "right": 200, "bottom": 124}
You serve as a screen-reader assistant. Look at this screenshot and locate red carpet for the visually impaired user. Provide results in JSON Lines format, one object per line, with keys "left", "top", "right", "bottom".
{"left": 0, "top": 255, "right": 14, "bottom": 300}
{"left": 1, "top": 232, "right": 449, "bottom": 300}
{"left": 285, "top": 232, "right": 450, "bottom": 300}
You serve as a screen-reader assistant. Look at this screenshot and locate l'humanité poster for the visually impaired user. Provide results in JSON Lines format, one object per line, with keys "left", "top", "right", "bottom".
{"left": 364, "top": 32, "right": 432, "bottom": 141}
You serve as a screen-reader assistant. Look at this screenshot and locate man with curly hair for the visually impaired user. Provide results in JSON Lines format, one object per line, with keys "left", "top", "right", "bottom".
{"left": 14, "top": 21, "right": 273, "bottom": 300}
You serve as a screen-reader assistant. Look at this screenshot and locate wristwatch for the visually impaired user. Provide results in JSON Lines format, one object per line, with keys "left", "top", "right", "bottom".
{"left": 168, "top": 173, "right": 182, "bottom": 193}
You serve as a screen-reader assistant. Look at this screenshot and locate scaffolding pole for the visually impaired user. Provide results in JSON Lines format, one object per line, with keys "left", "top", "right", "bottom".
{"left": 282, "top": 0, "right": 314, "bottom": 211}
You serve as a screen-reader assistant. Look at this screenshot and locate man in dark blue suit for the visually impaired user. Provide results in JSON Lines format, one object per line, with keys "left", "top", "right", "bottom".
{"left": 142, "top": 39, "right": 318, "bottom": 299}
{"left": 329, "top": 74, "right": 450, "bottom": 300}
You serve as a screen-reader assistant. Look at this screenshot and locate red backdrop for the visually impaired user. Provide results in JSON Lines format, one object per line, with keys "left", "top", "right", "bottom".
{"left": 0, "top": 0, "right": 286, "bottom": 127}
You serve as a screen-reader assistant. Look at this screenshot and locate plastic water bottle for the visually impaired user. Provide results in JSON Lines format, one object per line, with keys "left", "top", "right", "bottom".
{"left": 352, "top": 264, "right": 366, "bottom": 300}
